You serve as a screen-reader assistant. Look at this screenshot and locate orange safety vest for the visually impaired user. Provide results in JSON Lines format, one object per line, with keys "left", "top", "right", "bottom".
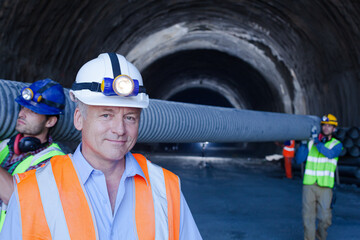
{"left": 14, "top": 154, "right": 181, "bottom": 240}
{"left": 282, "top": 140, "right": 295, "bottom": 158}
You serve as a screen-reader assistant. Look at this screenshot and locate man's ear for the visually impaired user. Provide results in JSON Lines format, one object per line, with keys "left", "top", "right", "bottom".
{"left": 45, "top": 116, "right": 58, "bottom": 128}
{"left": 74, "top": 108, "right": 83, "bottom": 131}
{"left": 332, "top": 127, "right": 337, "bottom": 133}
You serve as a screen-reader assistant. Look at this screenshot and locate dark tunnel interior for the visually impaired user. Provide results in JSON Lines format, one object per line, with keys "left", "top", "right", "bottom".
{"left": 142, "top": 49, "right": 284, "bottom": 112}
{"left": 140, "top": 49, "right": 285, "bottom": 155}
{"left": 169, "top": 88, "right": 232, "bottom": 108}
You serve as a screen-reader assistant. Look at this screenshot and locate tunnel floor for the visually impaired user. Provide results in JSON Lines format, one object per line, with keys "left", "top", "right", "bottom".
{"left": 141, "top": 153, "right": 360, "bottom": 240}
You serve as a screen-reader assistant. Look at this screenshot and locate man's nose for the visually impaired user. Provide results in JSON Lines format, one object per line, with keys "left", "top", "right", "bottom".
{"left": 112, "top": 117, "right": 126, "bottom": 135}
{"left": 18, "top": 107, "right": 27, "bottom": 118}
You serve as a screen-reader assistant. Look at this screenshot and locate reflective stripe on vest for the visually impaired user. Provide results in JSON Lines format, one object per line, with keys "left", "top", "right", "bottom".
{"left": 16, "top": 156, "right": 97, "bottom": 240}
{"left": 282, "top": 140, "right": 295, "bottom": 157}
{"left": 134, "top": 153, "right": 180, "bottom": 240}
{"left": 0, "top": 141, "right": 63, "bottom": 171}
{"left": 15, "top": 153, "right": 181, "bottom": 240}
{"left": 0, "top": 142, "right": 64, "bottom": 232}
{"left": 12, "top": 143, "right": 64, "bottom": 174}
{"left": 0, "top": 202, "right": 7, "bottom": 232}
{"left": 0, "top": 139, "right": 11, "bottom": 165}
{"left": 303, "top": 138, "right": 340, "bottom": 188}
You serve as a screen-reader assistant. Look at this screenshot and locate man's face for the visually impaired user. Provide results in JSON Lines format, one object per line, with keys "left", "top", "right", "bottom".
{"left": 321, "top": 124, "right": 335, "bottom": 136}
{"left": 74, "top": 105, "right": 141, "bottom": 163}
{"left": 15, "top": 106, "right": 48, "bottom": 136}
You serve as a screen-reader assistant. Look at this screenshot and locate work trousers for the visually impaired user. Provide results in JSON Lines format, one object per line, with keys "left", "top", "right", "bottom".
{"left": 302, "top": 184, "right": 333, "bottom": 240}
{"left": 284, "top": 157, "right": 293, "bottom": 179}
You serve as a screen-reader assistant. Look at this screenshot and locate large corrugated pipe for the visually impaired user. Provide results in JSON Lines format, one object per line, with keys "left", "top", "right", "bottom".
{"left": 140, "top": 99, "right": 320, "bottom": 142}
{"left": 1, "top": 79, "right": 320, "bottom": 143}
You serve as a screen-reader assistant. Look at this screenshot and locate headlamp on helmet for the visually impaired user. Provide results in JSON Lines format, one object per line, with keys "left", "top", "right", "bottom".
{"left": 21, "top": 87, "right": 42, "bottom": 102}
{"left": 321, "top": 114, "right": 338, "bottom": 126}
{"left": 15, "top": 79, "right": 66, "bottom": 115}
{"left": 72, "top": 76, "right": 145, "bottom": 97}
{"left": 101, "top": 75, "right": 140, "bottom": 97}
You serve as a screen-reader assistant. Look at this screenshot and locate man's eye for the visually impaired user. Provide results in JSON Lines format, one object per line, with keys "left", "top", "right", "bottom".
{"left": 102, "top": 114, "right": 109, "bottom": 118}
{"left": 126, "top": 116, "right": 135, "bottom": 121}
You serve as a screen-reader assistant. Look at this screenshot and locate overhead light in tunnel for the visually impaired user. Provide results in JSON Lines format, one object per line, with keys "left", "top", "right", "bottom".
{"left": 200, "top": 142, "right": 209, "bottom": 147}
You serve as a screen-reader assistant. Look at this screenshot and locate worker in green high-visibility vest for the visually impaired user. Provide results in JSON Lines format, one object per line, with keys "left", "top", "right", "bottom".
{"left": 0, "top": 79, "right": 66, "bottom": 231}
{"left": 296, "top": 114, "right": 343, "bottom": 240}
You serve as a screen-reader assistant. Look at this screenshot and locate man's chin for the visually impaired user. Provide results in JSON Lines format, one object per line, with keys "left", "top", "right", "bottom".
{"left": 15, "top": 126, "right": 23, "bottom": 133}
{"left": 104, "top": 150, "right": 128, "bottom": 161}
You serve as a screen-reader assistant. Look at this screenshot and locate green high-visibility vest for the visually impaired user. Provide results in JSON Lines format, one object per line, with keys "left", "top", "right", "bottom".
{"left": 0, "top": 140, "right": 65, "bottom": 231}
{"left": 0, "top": 140, "right": 10, "bottom": 164}
{"left": 303, "top": 138, "right": 341, "bottom": 188}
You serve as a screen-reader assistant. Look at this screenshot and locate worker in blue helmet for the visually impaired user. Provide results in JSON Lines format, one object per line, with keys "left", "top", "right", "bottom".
{"left": 0, "top": 78, "right": 66, "bottom": 231}
{"left": 15, "top": 78, "right": 65, "bottom": 115}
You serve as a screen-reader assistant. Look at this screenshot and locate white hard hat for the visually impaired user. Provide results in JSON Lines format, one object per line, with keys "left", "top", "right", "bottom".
{"left": 70, "top": 53, "right": 149, "bottom": 108}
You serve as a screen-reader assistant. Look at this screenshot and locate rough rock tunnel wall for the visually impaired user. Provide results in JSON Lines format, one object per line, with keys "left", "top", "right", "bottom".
{"left": 0, "top": 0, "right": 359, "bottom": 126}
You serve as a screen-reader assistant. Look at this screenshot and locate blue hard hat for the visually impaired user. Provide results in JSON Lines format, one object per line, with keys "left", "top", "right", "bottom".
{"left": 15, "top": 78, "right": 65, "bottom": 115}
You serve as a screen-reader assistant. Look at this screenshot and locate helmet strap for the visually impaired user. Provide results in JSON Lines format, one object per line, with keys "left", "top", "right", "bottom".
{"left": 71, "top": 53, "right": 147, "bottom": 95}
{"left": 108, "top": 53, "right": 121, "bottom": 77}
{"left": 33, "top": 81, "right": 65, "bottom": 110}
{"left": 37, "top": 81, "right": 57, "bottom": 94}
{"left": 40, "top": 98, "right": 65, "bottom": 110}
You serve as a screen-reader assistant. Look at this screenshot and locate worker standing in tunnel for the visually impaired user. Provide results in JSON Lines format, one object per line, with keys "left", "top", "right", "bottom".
{"left": 0, "top": 53, "right": 202, "bottom": 239}
{"left": 295, "top": 114, "right": 343, "bottom": 240}
{"left": 0, "top": 78, "right": 66, "bottom": 231}
{"left": 275, "top": 140, "right": 295, "bottom": 179}
{"left": 282, "top": 140, "right": 295, "bottom": 179}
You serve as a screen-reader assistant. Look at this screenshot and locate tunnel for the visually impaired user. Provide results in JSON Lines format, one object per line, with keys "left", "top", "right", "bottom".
{"left": 1, "top": 2, "right": 360, "bottom": 238}
{"left": 142, "top": 49, "right": 283, "bottom": 112}
{"left": 0, "top": 0, "right": 359, "bottom": 129}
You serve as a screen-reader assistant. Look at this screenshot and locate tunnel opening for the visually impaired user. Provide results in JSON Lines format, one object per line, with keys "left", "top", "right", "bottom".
{"left": 169, "top": 87, "right": 232, "bottom": 107}
{"left": 134, "top": 49, "right": 283, "bottom": 157}
{"left": 141, "top": 49, "right": 284, "bottom": 112}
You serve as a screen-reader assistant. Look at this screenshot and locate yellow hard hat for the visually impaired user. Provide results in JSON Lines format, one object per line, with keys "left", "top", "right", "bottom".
{"left": 321, "top": 114, "right": 338, "bottom": 126}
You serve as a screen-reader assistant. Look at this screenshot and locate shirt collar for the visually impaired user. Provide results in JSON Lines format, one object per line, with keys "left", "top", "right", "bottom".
{"left": 72, "top": 143, "right": 148, "bottom": 185}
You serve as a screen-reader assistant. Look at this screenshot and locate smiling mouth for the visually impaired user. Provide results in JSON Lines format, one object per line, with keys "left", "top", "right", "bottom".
{"left": 107, "top": 139, "right": 127, "bottom": 144}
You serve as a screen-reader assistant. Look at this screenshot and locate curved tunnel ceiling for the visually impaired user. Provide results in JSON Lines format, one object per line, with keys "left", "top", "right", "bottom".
{"left": 0, "top": 0, "right": 359, "bottom": 125}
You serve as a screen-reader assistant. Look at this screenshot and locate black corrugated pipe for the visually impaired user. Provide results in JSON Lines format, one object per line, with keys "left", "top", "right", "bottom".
{"left": 1, "top": 79, "right": 320, "bottom": 143}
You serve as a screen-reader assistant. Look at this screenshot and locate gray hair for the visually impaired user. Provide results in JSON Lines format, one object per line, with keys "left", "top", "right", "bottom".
{"left": 71, "top": 94, "right": 88, "bottom": 119}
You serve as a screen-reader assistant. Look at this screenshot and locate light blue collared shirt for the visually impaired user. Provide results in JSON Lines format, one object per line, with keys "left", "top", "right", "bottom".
{"left": 0, "top": 144, "right": 202, "bottom": 239}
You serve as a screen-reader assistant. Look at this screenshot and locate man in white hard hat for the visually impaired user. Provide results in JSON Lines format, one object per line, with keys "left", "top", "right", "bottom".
{"left": 1, "top": 53, "right": 202, "bottom": 239}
